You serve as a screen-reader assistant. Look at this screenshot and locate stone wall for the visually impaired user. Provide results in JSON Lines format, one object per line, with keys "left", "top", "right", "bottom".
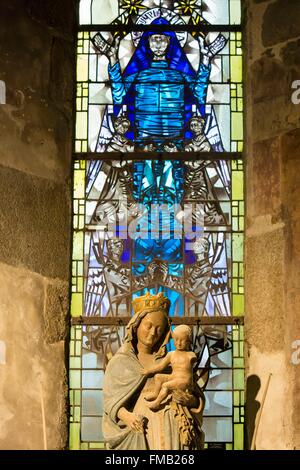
{"left": 245, "top": 0, "right": 300, "bottom": 450}
{"left": 0, "top": 0, "right": 300, "bottom": 451}
{"left": 0, "top": 0, "right": 76, "bottom": 449}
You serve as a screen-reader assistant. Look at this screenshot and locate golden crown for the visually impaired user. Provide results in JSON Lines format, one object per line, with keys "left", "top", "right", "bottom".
{"left": 132, "top": 292, "right": 170, "bottom": 316}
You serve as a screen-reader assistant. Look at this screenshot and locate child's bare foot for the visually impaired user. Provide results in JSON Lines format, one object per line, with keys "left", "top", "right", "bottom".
{"left": 144, "top": 392, "right": 156, "bottom": 401}
{"left": 147, "top": 400, "right": 160, "bottom": 410}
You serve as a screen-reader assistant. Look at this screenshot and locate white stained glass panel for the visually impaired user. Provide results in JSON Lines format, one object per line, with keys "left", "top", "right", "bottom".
{"left": 80, "top": 0, "right": 119, "bottom": 24}
{"left": 202, "top": 0, "right": 229, "bottom": 24}
{"left": 202, "top": 417, "right": 233, "bottom": 442}
{"left": 80, "top": 0, "right": 241, "bottom": 25}
{"left": 202, "top": 0, "right": 241, "bottom": 25}
{"left": 81, "top": 417, "right": 103, "bottom": 441}
{"left": 82, "top": 370, "right": 104, "bottom": 388}
{"left": 82, "top": 390, "right": 103, "bottom": 415}
{"left": 204, "top": 391, "right": 233, "bottom": 415}
{"left": 207, "top": 368, "right": 233, "bottom": 390}
{"left": 79, "top": 0, "right": 91, "bottom": 25}
{"left": 89, "top": 53, "right": 109, "bottom": 82}
{"left": 92, "top": 0, "right": 119, "bottom": 24}
{"left": 89, "top": 83, "right": 113, "bottom": 104}
{"left": 207, "top": 84, "right": 230, "bottom": 104}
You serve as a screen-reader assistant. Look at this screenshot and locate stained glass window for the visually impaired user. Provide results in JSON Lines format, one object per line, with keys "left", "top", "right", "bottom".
{"left": 71, "top": 0, "right": 244, "bottom": 450}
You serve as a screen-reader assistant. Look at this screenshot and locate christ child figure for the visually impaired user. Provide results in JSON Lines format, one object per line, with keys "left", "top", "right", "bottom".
{"left": 141, "top": 325, "right": 197, "bottom": 410}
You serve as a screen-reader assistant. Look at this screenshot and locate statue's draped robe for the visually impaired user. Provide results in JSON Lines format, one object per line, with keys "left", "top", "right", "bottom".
{"left": 103, "top": 346, "right": 204, "bottom": 450}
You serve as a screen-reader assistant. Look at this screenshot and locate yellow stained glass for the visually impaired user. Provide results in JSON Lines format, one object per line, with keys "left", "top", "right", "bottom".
{"left": 69, "top": 423, "right": 80, "bottom": 450}
{"left": 74, "top": 170, "right": 85, "bottom": 199}
{"left": 234, "top": 369, "right": 244, "bottom": 389}
{"left": 233, "top": 294, "right": 244, "bottom": 316}
{"left": 71, "top": 293, "right": 83, "bottom": 317}
{"left": 73, "top": 231, "right": 84, "bottom": 260}
{"left": 234, "top": 424, "right": 244, "bottom": 450}
{"left": 231, "top": 55, "right": 242, "bottom": 83}
{"left": 77, "top": 55, "right": 88, "bottom": 82}
{"left": 76, "top": 112, "right": 88, "bottom": 140}
{"left": 232, "top": 112, "right": 243, "bottom": 142}
{"left": 232, "top": 170, "right": 244, "bottom": 200}
{"left": 70, "top": 370, "right": 81, "bottom": 389}
{"left": 230, "top": 0, "right": 241, "bottom": 24}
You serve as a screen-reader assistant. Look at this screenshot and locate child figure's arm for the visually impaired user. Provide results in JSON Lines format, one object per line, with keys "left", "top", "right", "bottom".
{"left": 141, "top": 353, "right": 172, "bottom": 376}
{"left": 191, "top": 352, "right": 198, "bottom": 369}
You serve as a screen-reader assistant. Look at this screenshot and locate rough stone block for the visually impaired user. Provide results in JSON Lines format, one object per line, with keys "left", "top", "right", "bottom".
{"left": 250, "top": 57, "right": 289, "bottom": 103}
{"left": 281, "top": 39, "right": 300, "bottom": 74}
{"left": 262, "top": 0, "right": 300, "bottom": 47}
{"left": 0, "top": 0, "right": 73, "bottom": 182}
{"left": 245, "top": 227, "right": 285, "bottom": 352}
{"left": 26, "top": 0, "right": 76, "bottom": 35}
{"left": 0, "top": 263, "right": 67, "bottom": 449}
{"left": 247, "top": 137, "right": 281, "bottom": 218}
{"left": 43, "top": 280, "right": 70, "bottom": 344}
{"left": 0, "top": 165, "right": 71, "bottom": 280}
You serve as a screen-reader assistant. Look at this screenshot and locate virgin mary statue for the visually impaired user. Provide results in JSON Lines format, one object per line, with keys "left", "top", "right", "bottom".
{"left": 103, "top": 293, "right": 205, "bottom": 450}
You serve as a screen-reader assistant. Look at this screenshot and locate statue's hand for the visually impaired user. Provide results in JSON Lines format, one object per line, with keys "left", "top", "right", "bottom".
{"left": 141, "top": 368, "right": 155, "bottom": 376}
{"left": 124, "top": 412, "right": 145, "bottom": 433}
{"left": 91, "top": 33, "right": 121, "bottom": 59}
{"left": 172, "top": 389, "right": 198, "bottom": 408}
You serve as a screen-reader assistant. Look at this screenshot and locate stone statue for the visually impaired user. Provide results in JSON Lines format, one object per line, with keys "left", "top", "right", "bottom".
{"left": 103, "top": 293, "right": 205, "bottom": 450}
{"left": 142, "top": 325, "right": 197, "bottom": 411}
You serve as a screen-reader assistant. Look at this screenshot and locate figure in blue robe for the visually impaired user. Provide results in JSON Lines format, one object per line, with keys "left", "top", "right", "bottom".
{"left": 90, "top": 19, "right": 229, "bottom": 315}
{"left": 93, "top": 17, "right": 226, "bottom": 151}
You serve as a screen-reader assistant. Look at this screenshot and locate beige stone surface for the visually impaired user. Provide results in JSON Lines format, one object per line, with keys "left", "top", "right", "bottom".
{"left": 0, "top": 0, "right": 73, "bottom": 450}
{"left": 0, "top": 263, "right": 67, "bottom": 449}
{"left": 245, "top": 0, "right": 300, "bottom": 450}
{"left": 247, "top": 348, "right": 293, "bottom": 450}
{"left": 0, "top": 0, "right": 74, "bottom": 183}
{"left": 0, "top": 164, "right": 71, "bottom": 279}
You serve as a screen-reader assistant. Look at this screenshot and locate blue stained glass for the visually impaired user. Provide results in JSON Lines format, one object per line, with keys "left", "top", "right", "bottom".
{"left": 82, "top": 370, "right": 104, "bottom": 388}
{"left": 168, "top": 264, "right": 183, "bottom": 277}
{"left": 120, "top": 239, "right": 130, "bottom": 263}
{"left": 211, "top": 349, "right": 233, "bottom": 368}
{"left": 185, "top": 243, "right": 197, "bottom": 265}
{"left": 133, "top": 238, "right": 182, "bottom": 263}
{"left": 74, "top": 0, "right": 244, "bottom": 451}
{"left": 82, "top": 352, "right": 98, "bottom": 369}
{"left": 207, "top": 369, "right": 233, "bottom": 390}
{"left": 133, "top": 160, "right": 184, "bottom": 205}
{"left": 132, "top": 263, "right": 183, "bottom": 277}
{"left": 132, "top": 263, "right": 147, "bottom": 276}
{"left": 108, "top": 18, "right": 211, "bottom": 151}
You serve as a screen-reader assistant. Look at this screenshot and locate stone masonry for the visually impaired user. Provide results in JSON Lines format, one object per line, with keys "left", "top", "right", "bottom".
{"left": 0, "top": 0, "right": 76, "bottom": 449}
{"left": 245, "top": 0, "right": 300, "bottom": 450}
